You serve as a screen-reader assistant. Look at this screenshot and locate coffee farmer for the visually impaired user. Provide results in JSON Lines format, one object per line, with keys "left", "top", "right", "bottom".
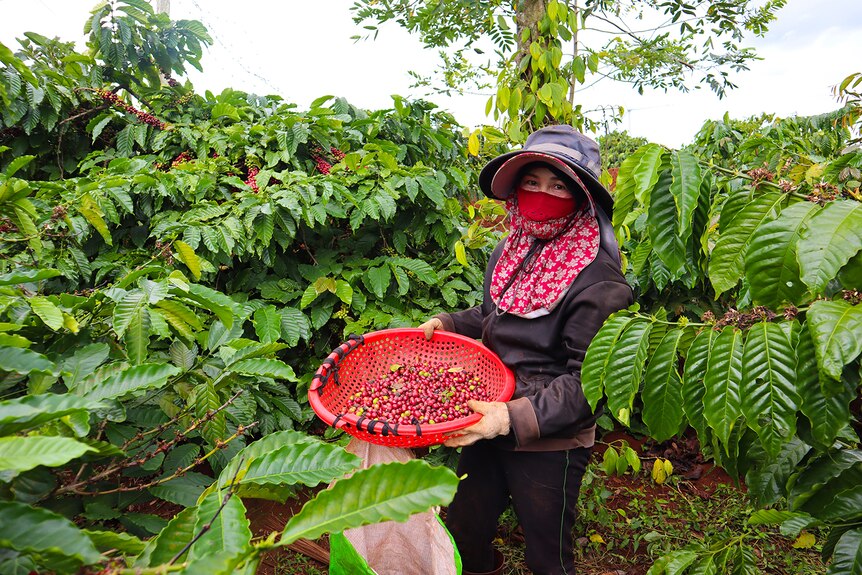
{"left": 420, "top": 125, "right": 633, "bottom": 575}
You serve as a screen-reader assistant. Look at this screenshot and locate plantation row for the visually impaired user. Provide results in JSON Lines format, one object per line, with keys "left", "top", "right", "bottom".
{"left": 0, "top": 2, "right": 860, "bottom": 573}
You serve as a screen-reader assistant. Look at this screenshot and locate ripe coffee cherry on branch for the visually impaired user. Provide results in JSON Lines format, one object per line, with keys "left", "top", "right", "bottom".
{"left": 344, "top": 362, "right": 492, "bottom": 426}
{"left": 312, "top": 156, "right": 331, "bottom": 175}
{"left": 245, "top": 166, "right": 260, "bottom": 192}
{"left": 171, "top": 151, "right": 192, "bottom": 167}
{"left": 95, "top": 89, "right": 167, "bottom": 130}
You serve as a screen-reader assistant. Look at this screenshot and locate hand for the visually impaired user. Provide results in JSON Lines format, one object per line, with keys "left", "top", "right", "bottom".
{"left": 418, "top": 317, "right": 443, "bottom": 340}
{"left": 444, "top": 400, "right": 510, "bottom": 448}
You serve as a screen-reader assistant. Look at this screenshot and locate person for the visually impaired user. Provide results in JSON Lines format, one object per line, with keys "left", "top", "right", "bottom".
{"left": 418, "top": 125, "right": 633, "bottom": 575}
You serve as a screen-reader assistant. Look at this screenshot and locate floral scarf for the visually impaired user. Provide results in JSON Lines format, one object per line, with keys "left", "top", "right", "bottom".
{"left": 490, "top": 199, "right": 600, "bottom": 318}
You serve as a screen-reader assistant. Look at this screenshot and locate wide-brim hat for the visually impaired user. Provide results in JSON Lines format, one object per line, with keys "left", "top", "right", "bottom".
{"left": 479, "top": 125, "right": 613, "bottom": 219}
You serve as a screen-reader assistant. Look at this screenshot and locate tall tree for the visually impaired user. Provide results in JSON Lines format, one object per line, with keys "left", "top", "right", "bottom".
{"left": 352, "top": 0, "right": 787, "bottom": 139}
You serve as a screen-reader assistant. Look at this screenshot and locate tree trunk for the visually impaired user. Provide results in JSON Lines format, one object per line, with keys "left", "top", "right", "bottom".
{"left": 514, "top": 0, "right": 547, "bottom": 82}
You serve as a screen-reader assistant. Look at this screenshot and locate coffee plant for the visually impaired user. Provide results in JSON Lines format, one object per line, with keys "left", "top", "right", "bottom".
{"left": 582, "top": 102, "right": 862, "bottom": 573}
{"left": 0, "top": 2, "right": 496, "bottom": 572}
{"left": 1, "top": 1, "right": 860, "bottom": 573}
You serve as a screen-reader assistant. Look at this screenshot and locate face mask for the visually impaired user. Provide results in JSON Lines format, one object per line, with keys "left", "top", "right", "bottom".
{"left": 516, "top": 188, "right": 578, "bottom": 221}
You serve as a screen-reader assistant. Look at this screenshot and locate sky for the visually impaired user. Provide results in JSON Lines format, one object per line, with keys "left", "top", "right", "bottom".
{"left": 1, "top": 0, "right": 861, "bottom": 148}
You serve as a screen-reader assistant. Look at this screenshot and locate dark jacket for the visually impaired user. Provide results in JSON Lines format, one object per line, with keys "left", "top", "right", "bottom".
{"left": 436, "top": 234, "right": 632, "bottom": 451}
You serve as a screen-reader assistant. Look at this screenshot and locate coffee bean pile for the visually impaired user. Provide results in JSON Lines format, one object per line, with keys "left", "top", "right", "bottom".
{"left": 345, "top": 362, "right": 492, "bottom": 426}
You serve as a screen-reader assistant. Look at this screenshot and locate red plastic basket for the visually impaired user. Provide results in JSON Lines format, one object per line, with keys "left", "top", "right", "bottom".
{"left": 309, "top": 328, "right": 515, "bottom": 447}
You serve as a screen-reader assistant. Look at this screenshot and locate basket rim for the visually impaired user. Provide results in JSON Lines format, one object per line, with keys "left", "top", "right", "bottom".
{"left": 308, "top": 327, "right": 515, "bottom": 440}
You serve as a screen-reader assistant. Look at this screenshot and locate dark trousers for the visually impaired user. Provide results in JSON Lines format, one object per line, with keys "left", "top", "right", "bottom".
{"left": 445, "top": 442, "right": 591, "bottom": 575}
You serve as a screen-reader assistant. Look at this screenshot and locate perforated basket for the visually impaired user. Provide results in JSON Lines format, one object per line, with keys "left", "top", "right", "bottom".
{"left": 309, "top": 328, "right": 515, "bottom": 447}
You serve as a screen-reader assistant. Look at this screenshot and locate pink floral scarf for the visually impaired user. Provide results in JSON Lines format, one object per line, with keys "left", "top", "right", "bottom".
{"left": 490, "top": 200, "right": 600, "bottom": 318}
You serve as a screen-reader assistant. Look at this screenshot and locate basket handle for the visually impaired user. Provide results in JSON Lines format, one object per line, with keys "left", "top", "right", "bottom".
{"left": 310, "top": 333, "right": 365, "bottom": 392}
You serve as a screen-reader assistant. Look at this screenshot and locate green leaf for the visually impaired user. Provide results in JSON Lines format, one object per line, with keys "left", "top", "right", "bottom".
{"left": 582, "top": 315, "right": 635, "bottom": 413}
{"left": 604, "top": 320, "right": 652, "bottom": 426}
{"left": 647, "top": 549, "right": 698, "bottom": 575}
{"left": 28, "top": 296, "right": 64, "bottom": 331}
{"left": 613, "top": 144, "right": 666, "bottom": 230}
{"left": 0, "top": 394, "right": 101, "bottom": 435}
{"left": 79, "top": 193, "right": 112, "bottom": 245}
{"left": 155, "top": 299, "right": 202, "bottom": 339}
{"left": 0, "top": 346, "right": 54, "bottom": 375}
{"left": 125, "top": 306, "right": 150, "bottom": 365}
{"left": 642, "top": 329, "right": 687, "bottom": 442}
{"left": 194, "top": 381, "right": 225, "bottom": 444}
{"left": 226, "top": 342, "right": 288, "bottom": 365}
{"left": 83, "top": 529, "right": 145, "bottom": 555}
{"left": 136, "top": 507, "right": 197, "bottom": 567}
{"left": 181, "top": 284, "right": 241, "bottom": 329}
{"left": 166, "top": 340, "right": 196, "bottom": 373}
{"left": 669, "top": 150, "right": 703, "bottom": 242}
{"left": 745, "top": 202, "right": 818, "bottom": 308}
{"left": 280, "top": 459, "right": 458, "bottom": 545}
{"left": 389, "top": 257, "right": 439, "bottom": 284}
{"left": 364, "top": 265, "right": 391, "bottom": 299}
{"left": 5, "top": 155, "right": 35, "bottom": 177}
{"left": 0, "top": 436, "right": 95, "bottom": 475}
{"left": 682, "top": 329, "right": 716, "bottom": 444}
{"left": 797, "top": 200, "right": 862, "bottom": 293}
{"left": 299, "top": 284, "right": 319, "bottom": 309}
{"left": 61, "top": 343, "right": 110, "bottom": 389}
{"left": 746, "top": 509, "right": 798, "bottom": 526}
{"left": 253, "top": 305, "right": 282, "bottom": 344}
{"left": 149, "top": 472, "right": 212, "bottom": 507}
{"left": 745, "top": 437, "right": 809, "bottom": 508}
{"left": 82, "top": 363, "right": 180, "bottom": 402}
{"left": 240, "top": 442, "right": 360, "bottom": 488}
{"left": 174, "top": 240, "right": 201, "bottom": 280}
{"left": 217, "top": 429, "right": 318, "bottom": 490}
{"left": 116, "top": 124, "right": 134, "bottom": 156}
{"left": 188, "top": 490, "right": 252, "bottom": 562}
{"left": 790, "top": 450, "right": 862, "bottom": 510}
{"left": 0, "top": 268, "right": 61, "bottom": 286}
{"left": 797, "top": 323, "right": 854, "bottom": 448}
{"left": 113, "top": 290, "right": 147, "bottom": 338}
{"left": 798, "top": 459, "right": 862, "bottom": 523}
{"left": 230, "top": 358, "right": 296, "bottom": 380}
{"left": 740, "top": 322, "right": 799, "bottom": 457}
{"left": 334, "top": 280, "right": 353, "bottom": 305}
{"left": 0, "top": 500, "right": 101, "bottom": 570}
{"left": 709, "top": 191, "right": 785, "bottom": 296}
{"left": 211, "top": 102, "right": 240, "bottom": 121}
{"left": 806, "top": 300, "right": 862, "bottom": 380}
{"left": 647, "top": 169, "right": 687, "bottom": 277}
{"left": 417, "top": 175, "right": 445, "bottom": 207}
{"left": 703, "top": 327, "right": 744, "bottom": 452}
{"left": 827, "top": 528, "right": 862, "bottom": 575}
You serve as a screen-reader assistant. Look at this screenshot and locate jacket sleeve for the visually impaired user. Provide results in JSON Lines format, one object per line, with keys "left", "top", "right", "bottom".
{"left": 436, "top": 306, "right": 484, "bottom": 339}
{"left": 507, "top": 280, "right": 633, "bottom": 446}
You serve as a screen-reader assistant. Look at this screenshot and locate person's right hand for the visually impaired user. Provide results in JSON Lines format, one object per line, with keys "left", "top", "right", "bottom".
{"left": 417, "top": 317, "right": 443, "bottom": 340}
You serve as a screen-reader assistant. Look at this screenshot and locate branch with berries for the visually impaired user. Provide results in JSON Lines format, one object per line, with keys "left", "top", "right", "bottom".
{"left": 308, "top": 144, "right": 346, "bottom": 175}
{"left": 94, "top": 88, "right": 168, "bottom": 129}
{"left": 56, "top": 390, "right": 250, "bottom": 496}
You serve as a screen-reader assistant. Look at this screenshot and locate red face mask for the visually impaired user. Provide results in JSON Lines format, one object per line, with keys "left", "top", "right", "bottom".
{"left": 516, "top": 188, "right": 578, "bottom": 221}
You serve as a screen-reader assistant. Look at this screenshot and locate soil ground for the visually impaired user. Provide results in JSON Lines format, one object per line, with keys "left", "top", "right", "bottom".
{"left": 246, "top": 430, "right": 825, "bottom": 575}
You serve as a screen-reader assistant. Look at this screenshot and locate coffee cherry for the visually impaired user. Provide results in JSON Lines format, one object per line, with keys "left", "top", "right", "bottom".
{"left": 344, "top": 362, "right": 492, "bottom": 426}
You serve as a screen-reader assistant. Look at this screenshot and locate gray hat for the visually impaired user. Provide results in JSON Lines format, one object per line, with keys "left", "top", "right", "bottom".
{"left": 479, "top": 125, "right": 613, "bottom": 218}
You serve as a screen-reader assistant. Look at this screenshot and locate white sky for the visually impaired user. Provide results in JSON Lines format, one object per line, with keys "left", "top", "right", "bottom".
{"left": 1, "top": 0, "right": 860, "bottom": 148}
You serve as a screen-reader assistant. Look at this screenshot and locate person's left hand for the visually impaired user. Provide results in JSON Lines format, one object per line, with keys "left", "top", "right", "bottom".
{"left": 444, "top": 400, "right": 510, "bottom": 447}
